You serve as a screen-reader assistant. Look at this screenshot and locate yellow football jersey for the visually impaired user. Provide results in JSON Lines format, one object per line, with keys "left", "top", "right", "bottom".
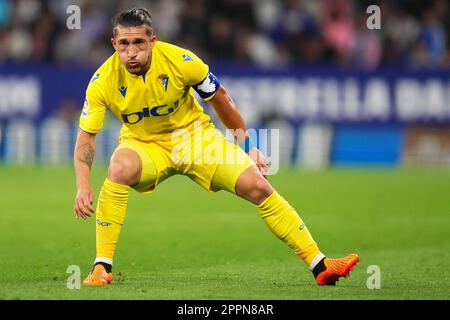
{"left": 79, "top": 41, "right": 220, "bottom": 142}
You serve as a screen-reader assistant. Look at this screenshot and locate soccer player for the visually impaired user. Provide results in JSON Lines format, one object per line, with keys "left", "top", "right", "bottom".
{"left": 73, "top": 8, "right": 359, "bottom": 286}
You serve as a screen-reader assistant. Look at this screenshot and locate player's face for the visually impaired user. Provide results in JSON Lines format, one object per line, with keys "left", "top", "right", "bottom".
{"left": 112, "top": 25, "right": 157, "bottom": 75}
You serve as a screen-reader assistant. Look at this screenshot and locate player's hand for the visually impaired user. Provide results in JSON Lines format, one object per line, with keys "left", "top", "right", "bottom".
{"left": 74, "top": 184, "right": 95, "bottom": 220}
{"left": 249, "top": 148, "right": 269, "bottom": 178}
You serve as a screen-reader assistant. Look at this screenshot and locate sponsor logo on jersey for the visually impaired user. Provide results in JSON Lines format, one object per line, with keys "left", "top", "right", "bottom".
{"left": 121, "top": 100, "right": 180, "bottom": 124}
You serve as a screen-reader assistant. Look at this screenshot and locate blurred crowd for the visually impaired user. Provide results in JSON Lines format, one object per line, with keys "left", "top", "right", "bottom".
{"left": 0, "top": 0, "right": 449, "bottom": 69}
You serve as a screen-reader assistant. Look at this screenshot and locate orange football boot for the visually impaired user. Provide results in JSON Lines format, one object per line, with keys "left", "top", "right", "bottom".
{"left": 316, "top": 253, "right": 359, "bottom": 286}
{"left": 82, "top": 264, "right": 113, "bottom": 286}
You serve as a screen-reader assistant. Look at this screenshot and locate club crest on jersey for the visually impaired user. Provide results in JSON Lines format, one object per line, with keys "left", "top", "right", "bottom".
{"left": 157, "top": 74, "right": 169, "bottom": 92}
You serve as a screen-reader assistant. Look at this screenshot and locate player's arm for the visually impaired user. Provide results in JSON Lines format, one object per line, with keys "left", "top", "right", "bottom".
{"left": 74, "top": 129, "right": 96, "bottom": 219}
{"left": 74, "top": 75, "right": 107, "bottom": 220}
{"left": 208, "top": 85, "right": 269, "bottom": 175}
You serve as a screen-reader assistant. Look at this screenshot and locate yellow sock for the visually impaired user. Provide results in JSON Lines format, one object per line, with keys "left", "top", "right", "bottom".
{"left": 95, "top": 178, "right": 130, "bottom": 265}
{"left": 257, "top": 191, "right": 323, "bottom": 267}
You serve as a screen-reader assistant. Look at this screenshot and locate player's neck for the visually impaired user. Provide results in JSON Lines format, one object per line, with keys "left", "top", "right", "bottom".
{"left": 137, "top": 62, "right": 151, "bottom": 75}
{"left": 137, "top": 54, "right": 152, "bottom": 76}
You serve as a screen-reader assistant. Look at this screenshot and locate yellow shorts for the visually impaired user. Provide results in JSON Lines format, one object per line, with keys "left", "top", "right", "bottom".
{"left": 114, "top": 122, "right": 255, "bottom": 194}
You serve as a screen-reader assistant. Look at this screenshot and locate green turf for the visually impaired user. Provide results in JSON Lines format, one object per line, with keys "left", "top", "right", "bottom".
{"left": 0, "top": 165, "right": 449, "bottom": 300}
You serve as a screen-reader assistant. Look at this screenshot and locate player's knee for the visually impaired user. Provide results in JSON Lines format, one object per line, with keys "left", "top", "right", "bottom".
{"left": 108, "top": 160, "right": 139, "bottom": 186}
{"left": 248, "top": 176, "right": 273, "bottom": 205}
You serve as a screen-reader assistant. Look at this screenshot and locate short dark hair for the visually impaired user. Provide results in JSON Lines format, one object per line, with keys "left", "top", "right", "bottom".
{"left": 112, "top": 8, "right": 153, "bottom": 36}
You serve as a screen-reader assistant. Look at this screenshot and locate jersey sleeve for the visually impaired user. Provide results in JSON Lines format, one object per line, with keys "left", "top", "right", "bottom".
{"left": 79, "top": 76, "right": 108, "bottom": 134}
{"left": 181, "top": 50, "right": 220, "bottom": 101}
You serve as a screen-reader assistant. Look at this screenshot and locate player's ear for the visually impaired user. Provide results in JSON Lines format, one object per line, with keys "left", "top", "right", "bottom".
{"left": 149, "top": 35, "right": 157, "bottom": 48}
{"left": 111, "top": 37, "right": 117, "bottom": 51}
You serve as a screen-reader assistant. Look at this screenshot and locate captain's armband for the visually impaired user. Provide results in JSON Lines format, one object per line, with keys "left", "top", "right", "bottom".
{"left": 193, "top": 72, "right": 220, "bottom": 101}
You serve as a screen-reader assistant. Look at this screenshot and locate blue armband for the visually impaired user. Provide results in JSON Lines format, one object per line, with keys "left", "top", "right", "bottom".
{"left": 193, "top": 72, "right": 220, "bottom": 101}
{"left": 239, "top": 136, "right": 257, "bottom": 153}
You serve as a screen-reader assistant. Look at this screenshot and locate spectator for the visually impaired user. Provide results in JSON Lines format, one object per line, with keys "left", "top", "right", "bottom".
{"left": 0, "top": 0, "right": 448, "bottom": 69}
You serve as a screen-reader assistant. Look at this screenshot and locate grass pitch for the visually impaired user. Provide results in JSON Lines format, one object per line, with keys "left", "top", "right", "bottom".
{"left": 0, "top": 165, "right": 449, "bottom": 300}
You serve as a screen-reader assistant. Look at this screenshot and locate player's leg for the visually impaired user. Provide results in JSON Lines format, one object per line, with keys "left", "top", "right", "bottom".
{"left": 234, "top": 166, "right": 326, "bottom": 267}
{"left": 96, "top": 148, "right": 141, "bottom": 259}
{"left": 186, "top": 124, "right": 358, "bottom": 285}
{"left": 83, "top": 140, "right": 161, "bottom": 286}
{"left": 208, "top": 137, "right": 358, "bottom": 285}
{"left": 233, "top": 166, "right": 358, "bottom": 285}
{"left": 83, "top": 148, "right": 141, "bottom": 286}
